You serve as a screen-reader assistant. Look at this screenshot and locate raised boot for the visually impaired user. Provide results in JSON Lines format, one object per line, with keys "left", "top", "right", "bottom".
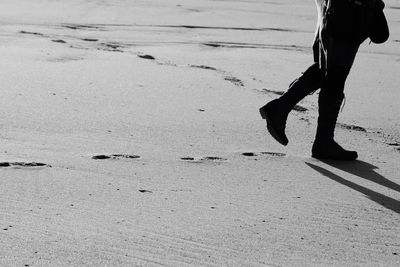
{"left": 312, "top": 91, "right": 358, "bottom": 160}
{"left": 259, "top": 98, "right": 289, "bottom": 145}
{"left": 260, "top": 63, "right": 323, "bottom": 145}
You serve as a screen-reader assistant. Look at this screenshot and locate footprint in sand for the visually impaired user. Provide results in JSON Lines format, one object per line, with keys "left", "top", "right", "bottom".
{"left": 180, "top": 156, "right": 228, "bottom": 163}
{"left": 224, "top": 76, "right": 244, "bottom": 87}
{"left": 203, "top": 43, "right": 222, "bottom": 48}
{"left": 337, "top": 123, "right": 367, "bottom": 132}
{"left": 63, "top": 24, "right": 102, "bottom": 30}
{"left": 189, "top": 65, "right": 217, "bottom": 71}
{"left": 242, "top": 152, "right": 258, "bottom": 157}
{"left": 300, "top": 117, "right": 311, "bottom": 123}
{"left": 387, "top": 142, "right": 400, "bottom": 147}
{"left": 138, "top": 54, "right": 155, "bottom": 60}
{"left": 0, "top": 162, "right": 51, "bottom": 168}
{"left": 99, "top": 43, "right": 123, "bottom": 52}
{"left": 52, "top": 39, "right": 67, "bottom": 44}
{"left": 19, "top": 31, "right": 44, "bottom": 36}
{"left": 292, "top": 105, "right": 308, "bottom": 112}
{"left": 82, "top": 38, "right": 98, "bottom": 42}
{"left": 260, "top": 88, "right": 285, "bottom": 96}
{"left": 242, "top": 152, "right": 286, "bottom": 157}
{"left": 386, "top": 142, "right": 400, "bottom": 151}
{"left": 261, "top": 152, "right": 286, "bottom": 157}
{"left": 190, "top": 64, "right": 245, "bottom": 88}
{"left": 92, "top": 154, "right": 141, "bottom": 160}
{"left": 139, "top": 189, "right": 153, "bottom": 193}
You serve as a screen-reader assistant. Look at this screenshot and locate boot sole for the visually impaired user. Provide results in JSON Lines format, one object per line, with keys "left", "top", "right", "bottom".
{"left": 259, "top": 107, "right": 288, "bottom": 146}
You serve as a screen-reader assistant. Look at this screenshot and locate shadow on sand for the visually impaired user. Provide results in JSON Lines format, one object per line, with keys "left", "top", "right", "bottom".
{"left": 320, "top": 160, "right": 400, "bottom": 194}
{"left": 306, "top": 161, "right": 400, "bottom": 214}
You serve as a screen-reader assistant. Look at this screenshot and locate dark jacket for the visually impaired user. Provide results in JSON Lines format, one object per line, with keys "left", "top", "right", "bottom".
{"left": 314, "top": 0, "right": 389, "bottom": 44}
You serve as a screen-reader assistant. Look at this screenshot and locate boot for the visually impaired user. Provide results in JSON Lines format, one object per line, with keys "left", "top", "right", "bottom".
{"left": 312, "top": 86, "right": 358, "bottom": 160}
{"left": 260, "top": 63, "right": 323, "bottom": 146}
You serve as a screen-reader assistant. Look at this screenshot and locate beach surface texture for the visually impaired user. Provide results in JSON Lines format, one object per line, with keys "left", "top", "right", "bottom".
{"left": 1, "top": 0, "right": 400, "bottom": 266}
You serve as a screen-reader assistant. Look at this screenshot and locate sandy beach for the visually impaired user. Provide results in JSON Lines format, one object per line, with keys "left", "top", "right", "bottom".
{"left": 1, "top": 0, "right": 400, "bottom": 266}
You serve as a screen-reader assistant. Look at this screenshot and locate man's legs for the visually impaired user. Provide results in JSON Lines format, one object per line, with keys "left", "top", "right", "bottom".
{"left": 312, "top": 38, "right": 360, "bottom": 160}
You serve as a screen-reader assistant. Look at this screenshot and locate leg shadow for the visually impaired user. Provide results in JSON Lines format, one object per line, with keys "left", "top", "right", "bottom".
{"left": 319, "top": 159, "right": 400, "bottom": 194}
{"left": 306, "top": 162, "right": 400, "bottom": 214}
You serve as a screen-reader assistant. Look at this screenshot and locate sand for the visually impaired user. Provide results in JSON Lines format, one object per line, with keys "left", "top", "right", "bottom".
{"left": 0, "top": 0, "right": 400, "bottom": 266}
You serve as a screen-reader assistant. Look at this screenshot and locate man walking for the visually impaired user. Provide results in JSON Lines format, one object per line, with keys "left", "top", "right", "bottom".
{"left": 259, "top": 0, "right": 388, "bottom": 160}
